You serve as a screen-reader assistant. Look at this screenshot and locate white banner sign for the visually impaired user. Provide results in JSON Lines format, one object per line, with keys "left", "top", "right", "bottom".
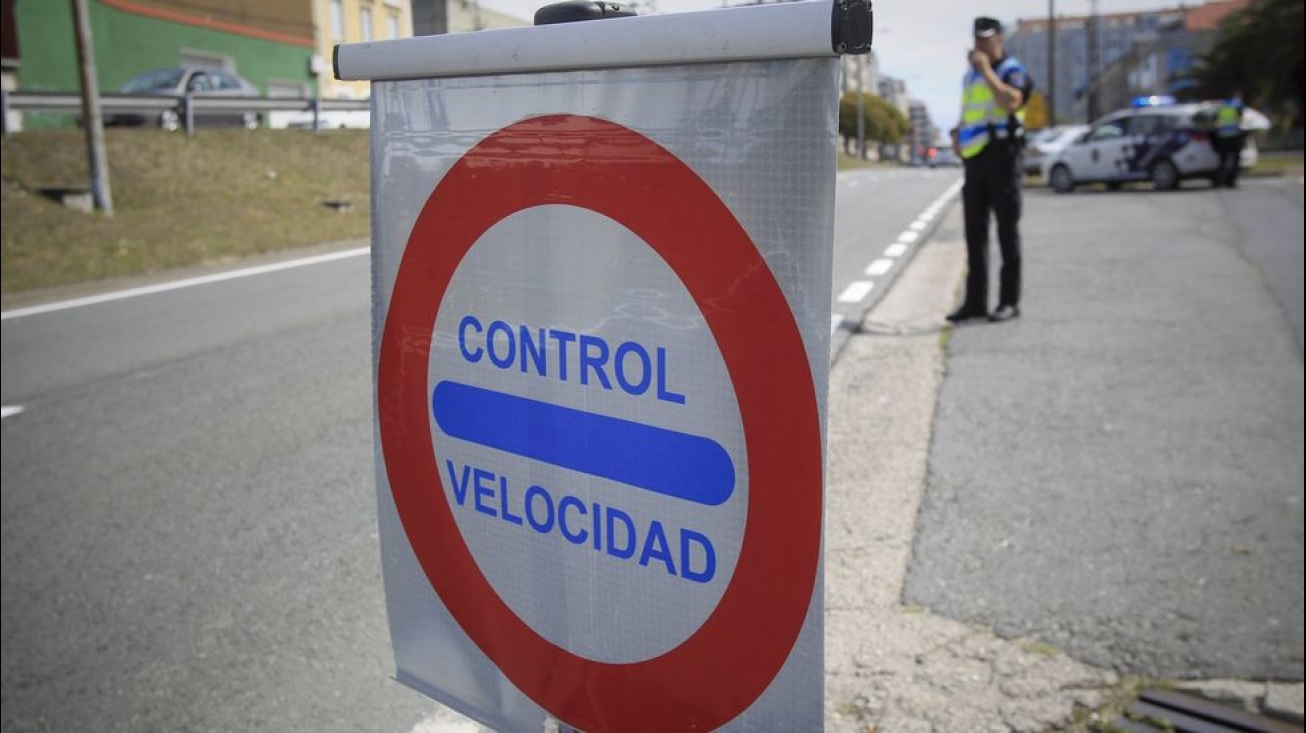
{"left": 341, "top": 2, "right": 867, "bottom": 729}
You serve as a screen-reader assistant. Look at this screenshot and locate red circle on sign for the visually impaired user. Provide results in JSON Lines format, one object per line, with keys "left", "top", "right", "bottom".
{"left": 379, "top": 115, "right": 822, "bottom": 731}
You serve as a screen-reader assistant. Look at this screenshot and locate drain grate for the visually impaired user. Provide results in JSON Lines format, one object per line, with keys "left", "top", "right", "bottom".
{"left": 1112, "top": 689, "right": 1303, "bottom": 733}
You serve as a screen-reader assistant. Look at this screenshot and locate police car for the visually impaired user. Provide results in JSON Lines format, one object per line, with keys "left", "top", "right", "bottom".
{"left": 1043, "top": 97, "right": 1258, "bottom": 193}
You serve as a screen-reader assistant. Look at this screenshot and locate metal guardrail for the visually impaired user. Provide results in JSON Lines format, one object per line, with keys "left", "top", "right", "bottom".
{"left": 0, "top": 90, "right": 370, "bottom": 136}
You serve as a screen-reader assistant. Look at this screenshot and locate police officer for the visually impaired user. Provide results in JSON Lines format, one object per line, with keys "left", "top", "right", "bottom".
{"left": 947, "top": 16, "right": 1033, "bottom": 323}
{"left": 1214, "top": 90, "right": 1246, "bottom": 188}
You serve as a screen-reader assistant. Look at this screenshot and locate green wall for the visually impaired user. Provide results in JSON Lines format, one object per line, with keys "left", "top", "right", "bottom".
{"left": 15, "top": 1, "right": 312, "bottom": 128}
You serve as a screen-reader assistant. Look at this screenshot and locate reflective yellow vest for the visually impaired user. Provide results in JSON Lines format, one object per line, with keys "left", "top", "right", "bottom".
{"left": 1216, "top": 102, "right": 1241, "bottom": 138}
{"left": 958, "top": 58, "right": 1027, "bottom": 159}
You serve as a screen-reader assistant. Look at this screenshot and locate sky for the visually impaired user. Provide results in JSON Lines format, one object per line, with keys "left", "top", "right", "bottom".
{"left": 472, "top": 0, "right": 1198, "bottom": 133}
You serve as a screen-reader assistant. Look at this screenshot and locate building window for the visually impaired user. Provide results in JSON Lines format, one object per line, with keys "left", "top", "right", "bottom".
{"left": 329, "top": 0, "right": 345, "bottom": 42}
{"left": 361, "top": 5, "right": 374, "bottom": 41}
{"left": 180, "top": 48, "right": 234, "bottom": 72}
{"left": 388, "top": 12, "right": 400, "bottom": 39}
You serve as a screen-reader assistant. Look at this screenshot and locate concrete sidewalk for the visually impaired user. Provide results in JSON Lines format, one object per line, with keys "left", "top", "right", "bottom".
{"left": 824, "top": 182, "right": 1304, "bottom": 731}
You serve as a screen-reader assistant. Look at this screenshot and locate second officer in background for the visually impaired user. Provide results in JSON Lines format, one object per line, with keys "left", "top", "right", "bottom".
{"left": 948, "top": 16, "right": 1033, "bottom": 323}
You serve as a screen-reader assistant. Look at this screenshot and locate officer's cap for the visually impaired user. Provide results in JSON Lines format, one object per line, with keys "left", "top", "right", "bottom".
{"left": 974, "top": 17, "right": 1003, "bottom": 38}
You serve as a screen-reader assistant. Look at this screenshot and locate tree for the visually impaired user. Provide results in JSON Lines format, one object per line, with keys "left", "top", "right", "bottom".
{"left": 1184, "top": 0, "right": 1303, "bottom": 127}
{"left": 838, "top": 92, "right": 907, "bottom": 153}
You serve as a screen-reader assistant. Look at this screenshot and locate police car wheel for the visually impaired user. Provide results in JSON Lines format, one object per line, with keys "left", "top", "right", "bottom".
{"left": 1050, "top": 165, "right": 1075, "bottom": 194}
{"left": 1150, "top": 159, "right": 1180, "bottom": 192}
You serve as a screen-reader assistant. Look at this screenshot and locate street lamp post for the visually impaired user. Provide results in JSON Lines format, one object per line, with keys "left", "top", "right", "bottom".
{"left": 1087, "top": 0, "right": 1100, "bottom": 121}
{"left": 1047, "top": 0, "right": 1057, "bottom": 127}
{"left": 856, "top": 54, "right": 866, "bottom": 159}
{"left": 71, "top": 0, "right": 113, "bottom": 215}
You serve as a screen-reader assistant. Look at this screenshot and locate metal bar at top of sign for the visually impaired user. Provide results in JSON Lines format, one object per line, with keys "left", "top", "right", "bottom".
{"left": 334, "top": 0, "right": 871, "bottom": 81}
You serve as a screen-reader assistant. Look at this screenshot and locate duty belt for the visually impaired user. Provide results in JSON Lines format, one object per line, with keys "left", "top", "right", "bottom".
{"left": 987, "top": 123, "right": 1020, "bottom": 140}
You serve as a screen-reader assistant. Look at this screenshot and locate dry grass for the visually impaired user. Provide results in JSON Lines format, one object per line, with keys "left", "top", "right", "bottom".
{"left": 1, "top": 127, "right": 370, "bottom": 295}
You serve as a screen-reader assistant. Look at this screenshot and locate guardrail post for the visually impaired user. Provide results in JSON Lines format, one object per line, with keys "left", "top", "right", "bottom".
{"left": 1, "top": 88, "right": 10, "bottom": 137}
{"left": 183, "top": 92, "right": 195, "bottom": 136}
{"left": 311, "top": 97, "right": 322, "bottom": 132}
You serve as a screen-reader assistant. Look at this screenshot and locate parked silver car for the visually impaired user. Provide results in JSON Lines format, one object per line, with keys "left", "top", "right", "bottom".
{"left": 108, "top": 67, "right": 262, "bottom": 131}
{"left": 928, "top": 147, "right": 962, "bottom": 168}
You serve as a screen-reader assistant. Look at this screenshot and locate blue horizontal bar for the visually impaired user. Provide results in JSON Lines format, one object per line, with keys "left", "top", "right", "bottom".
{"left": 431, "top": 380, "right": 735, "bottom": 506}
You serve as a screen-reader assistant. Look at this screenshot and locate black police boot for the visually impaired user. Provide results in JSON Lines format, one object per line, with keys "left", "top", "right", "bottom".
{"left": 946, "top": 304, "right": 989, "bottom": 322}
{"left": 988, "top": 304, "right": 1020, "bottom": 322}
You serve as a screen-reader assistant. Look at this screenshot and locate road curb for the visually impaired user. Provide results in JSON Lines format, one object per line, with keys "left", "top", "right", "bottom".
{"left": 830, "top": 176, "right": 963, "bottom": 364}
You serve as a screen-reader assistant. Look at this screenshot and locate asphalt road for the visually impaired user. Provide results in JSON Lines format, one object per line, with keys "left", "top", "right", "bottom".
{"left": 0, "top": 167, "right": 960, "bottom": 732}
{"left": 1220, "top": 179, "right": 1305, "bottom": 353}
{"left": 904, "top": 178, "right": 1305, "bottom": 680}
{"left": 1, "top": 251, "right": 439, "bottom": 732}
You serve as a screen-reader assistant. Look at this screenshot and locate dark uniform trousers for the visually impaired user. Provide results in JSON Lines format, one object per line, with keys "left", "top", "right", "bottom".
{"left": 961, "top": 141, "right": 1022, "bottom": 311}
{"left": 1214, "top": 133, "right": 1245, "bottom": 187}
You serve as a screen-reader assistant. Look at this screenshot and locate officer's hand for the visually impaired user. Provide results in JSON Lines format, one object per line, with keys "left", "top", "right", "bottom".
{"left": 968, "top": 49, "right": 990, "bottom": 69}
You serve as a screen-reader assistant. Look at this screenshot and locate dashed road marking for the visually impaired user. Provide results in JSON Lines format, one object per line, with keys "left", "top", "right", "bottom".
{"left": 409, "top": 713, "right": 485, "bottom": 733}
{"left": 864, "top": 259, "right": 893, "bottom": 276}
{"left": 2, "top": 406, "right": 24, "bottom": 420}
{"left": 833, "top": 178, "right": 961, "bottom": 358}
{"left": 837, "top": 280, "right": 875, "bottom": 303}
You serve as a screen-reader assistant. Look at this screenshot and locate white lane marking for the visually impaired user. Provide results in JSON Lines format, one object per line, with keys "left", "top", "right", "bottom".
{"left": 929, "top": 189, "right": 960, "bottom": 211}
{"left": 1, "top": 247, "right": 370, "bottom": 321}
{"left": 930, "top": 180, "right": 963, "bottom": 207}
{"left": 864, "top": 259, "right": 893, "bottom": 276}
{"left": 2, "top": 406, "right": 24, "bottom": 419}
{"left": 910, "top": 219, "right": 929, "bottom": 231}
{"left": 884, "top": 243, "right": 909, "bottom": 257}
{"left": 897, "top": 230, "right": 920, "bottom": 244}
{"left": 409, "top": 714, "right": 484, "bottom": 733}
{"left": 831, "top": 313, "right": 843, "bottom": 335}
{"left": 837, "top": 281, "right": 875, "bottom": 303}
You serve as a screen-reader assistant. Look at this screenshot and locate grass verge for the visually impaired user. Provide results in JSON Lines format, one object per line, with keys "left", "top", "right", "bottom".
{"left": 838, "top": 152, "right": 903, "bottom": 171}
{"left": 2, "top": 128, "right": 370, "bottom": 297}
{"left": 1251, "top": 151, "right": 1304, "bottom": 178}
{"left": 1060, "top": 677, "right": 1174, "bottom": 733}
